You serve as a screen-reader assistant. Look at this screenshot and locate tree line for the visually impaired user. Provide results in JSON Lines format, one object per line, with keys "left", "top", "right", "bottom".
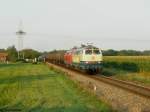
{"left": 102, "top": 49, "right": 150, "bottom": 56}
{"left": 0, "top": 46, "right": 150, "bottom": 62}
{"left": 0, "top": 46, "right": 41, "bottom": 62}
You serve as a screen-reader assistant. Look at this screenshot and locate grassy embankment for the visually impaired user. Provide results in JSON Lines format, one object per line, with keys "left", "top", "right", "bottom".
{"left": 103, "top": 56, "right": 150, "bottom": 86}
{"left": 0, "top": 63, "right": 113, "bottom": 112}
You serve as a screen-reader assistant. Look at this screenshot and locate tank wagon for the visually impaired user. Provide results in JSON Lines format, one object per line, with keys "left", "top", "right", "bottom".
{"left": 46, "top": 45, "right": 103, "bottom": 73}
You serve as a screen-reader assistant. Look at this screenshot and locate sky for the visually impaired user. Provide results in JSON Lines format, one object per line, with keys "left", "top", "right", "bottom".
{"left": 0, "top": 0, "right": 149, "bottom": 51}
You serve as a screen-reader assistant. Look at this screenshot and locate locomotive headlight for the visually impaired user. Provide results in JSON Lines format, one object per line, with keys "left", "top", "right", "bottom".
{"left": 85, "top": 61, "right": 89, "bottom": 64}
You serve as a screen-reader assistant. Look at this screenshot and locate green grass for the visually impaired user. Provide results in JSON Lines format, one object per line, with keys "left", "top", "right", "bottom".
{"left": 103, "top": 56, "right": 150, "bottom": 85}
{"left": 0, "top": 63, "right": 113, "bottom": 112}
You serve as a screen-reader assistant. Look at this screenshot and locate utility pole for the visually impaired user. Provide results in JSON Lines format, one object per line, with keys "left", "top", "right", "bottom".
{"left": 16, "top": 21, "right": 26, "bottom": 60}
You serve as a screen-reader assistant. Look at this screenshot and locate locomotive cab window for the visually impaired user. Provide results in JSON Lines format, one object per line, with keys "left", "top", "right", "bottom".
{"left": 85, "top": 49, "right": 92, "bottom": 55}
{"left": 93, "top": 49, "right": 100, "bottom": 54}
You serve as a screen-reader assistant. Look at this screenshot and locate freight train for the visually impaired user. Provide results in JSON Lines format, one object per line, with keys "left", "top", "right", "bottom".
{"left": 46, "top": 44, "right": 103, "bottom": 73}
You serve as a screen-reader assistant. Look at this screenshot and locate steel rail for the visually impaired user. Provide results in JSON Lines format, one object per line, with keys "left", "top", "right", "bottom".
{"left": 91, "top": 75, "right": 150, "bottom": 98}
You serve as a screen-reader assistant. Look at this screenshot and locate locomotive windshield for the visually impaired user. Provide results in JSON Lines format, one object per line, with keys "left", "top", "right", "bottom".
{"left": 85, "top": 49, "right": 92, "bottom": 54}
{"left": 85, "top": 49, "right": 101, "bottom": 55}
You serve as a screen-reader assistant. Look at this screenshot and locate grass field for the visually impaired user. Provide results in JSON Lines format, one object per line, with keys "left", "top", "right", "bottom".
{"left": 103, "top": 56, "right": 150, "bottom": 86}
{"left": 0, "top": 63, "right": 113, "bottom": 112}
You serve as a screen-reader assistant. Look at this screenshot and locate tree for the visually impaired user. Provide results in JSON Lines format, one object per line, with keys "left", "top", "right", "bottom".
{"left": 102, "top": 49, "right": 118, "bottom": 56}
{"left": 0, "top": 49, "right": 6, "bottom": 52}
{"left": 6, "top": 46, "right": 18, "bottom": 62}
{"left": 22, "top": 49, "right": 41, "bottom": 59}
{"left": 118, "top": 50, "right": 141, "bottom": 56}
{"left": 142, "top": 50, "right": 150, "bottom": 55}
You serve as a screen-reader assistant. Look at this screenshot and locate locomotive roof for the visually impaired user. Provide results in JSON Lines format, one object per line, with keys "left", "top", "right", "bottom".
{"left": 83, "top": 45, "right": 98, "bottom": 49}
{"left": 68, "top": 45, "right": 99, "bottom": 52}
{"left": 75, "top": 45, "right": 98, "bottom": 50}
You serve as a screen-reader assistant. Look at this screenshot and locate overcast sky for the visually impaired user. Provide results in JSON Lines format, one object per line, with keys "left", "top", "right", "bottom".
{"left": 0, "top": 0, "right": 149, "bottom": 51}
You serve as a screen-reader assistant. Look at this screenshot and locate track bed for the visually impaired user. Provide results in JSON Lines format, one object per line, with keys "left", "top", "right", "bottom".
{"left": 47, "top": 62, "right": 150, "bottom": 112}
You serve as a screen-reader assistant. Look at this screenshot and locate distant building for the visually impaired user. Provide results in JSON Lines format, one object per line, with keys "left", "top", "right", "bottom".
{"left": 0, "top": 53, "right": 8, "bottom": 63}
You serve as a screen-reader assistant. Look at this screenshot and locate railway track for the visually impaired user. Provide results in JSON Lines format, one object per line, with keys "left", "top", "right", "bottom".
{"left": 47, "top": 62, "right": 150, "bottom": 99}
{"left": 91, "top": 75, "right": 150, "bottom": 98}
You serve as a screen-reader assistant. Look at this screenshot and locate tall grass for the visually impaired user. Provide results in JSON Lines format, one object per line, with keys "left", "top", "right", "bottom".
{"left": 0, "top": 63, "right": 113, "bottom": 112}
{"left": 103, "top": 56, "right": 150, "bottom": 85}
{"left": 103, "top": 56, "right": 150, "bottom": 72}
